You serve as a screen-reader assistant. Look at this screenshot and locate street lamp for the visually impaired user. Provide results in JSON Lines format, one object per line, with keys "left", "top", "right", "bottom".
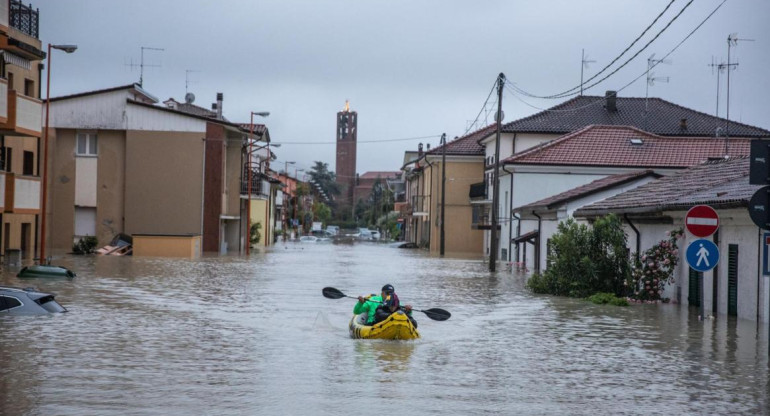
{"left": 440, "top": 133, "right": 446, "bottom": 257}
{"left": 246, "top": 111, "right": 269, "bottom": 255}
{"left": 40, "top": 44, "right": 77, "bottom": 263}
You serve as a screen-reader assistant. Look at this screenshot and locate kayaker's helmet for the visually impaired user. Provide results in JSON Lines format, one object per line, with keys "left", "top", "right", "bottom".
{"left": 381, "top": 284, "right": 395, "bottom": 295}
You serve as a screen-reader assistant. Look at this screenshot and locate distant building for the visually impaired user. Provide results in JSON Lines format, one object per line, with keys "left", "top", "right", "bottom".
{"left": 335, "top": 101, "right": 357, "bottom": 208}
{"left": 353, "top": 171, "right": 401, "bottom": 205}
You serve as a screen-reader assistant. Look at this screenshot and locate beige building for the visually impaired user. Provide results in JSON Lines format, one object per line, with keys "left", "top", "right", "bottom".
{"left": 46, "top": 84, "right": 272, "bottom": 255}
{"left": 0, "top": 1, "right": 45, "bottom": 260}
{"left": 401, "top": 126, "right": 492, "bottom": 256}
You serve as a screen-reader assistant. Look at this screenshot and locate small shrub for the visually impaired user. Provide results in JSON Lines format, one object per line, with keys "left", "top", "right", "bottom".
{"left": 250, "top": 222, "right": 262, "bottom": 245}
{"left": 587, "top": 292, "right": 629, "bottom": 306}
{"left": 72, "top": 236, "right": 98, "bottom": 254}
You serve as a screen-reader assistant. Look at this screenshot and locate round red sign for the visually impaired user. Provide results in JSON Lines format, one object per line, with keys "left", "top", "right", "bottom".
{"left": 685, "top": 205, "right": 719, "bottom": 237}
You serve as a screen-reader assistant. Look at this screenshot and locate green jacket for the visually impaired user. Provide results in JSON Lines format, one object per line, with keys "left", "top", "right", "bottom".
{"left": 353, "top": 294, "right": 381, "bottom": 324}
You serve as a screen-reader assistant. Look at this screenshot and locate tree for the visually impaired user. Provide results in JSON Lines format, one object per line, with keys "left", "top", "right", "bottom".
{"left": 313, "top": 202, "right": 332, "bottom": 225}
{"left": 307, "top": 161, "right": 341, "bottom": 203}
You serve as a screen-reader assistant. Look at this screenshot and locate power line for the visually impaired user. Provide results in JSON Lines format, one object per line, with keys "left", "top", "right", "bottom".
{"left": 505, "top": 0, "right": 727, "bottom": 111}
{"left": 463, "top": 78, "right": 499, "bottom": 136}
{"left": 273, "top": 134, "right": 441, "bottom": 146}
{"left": 510, "top": 0, "right": 694, "bottom": 100}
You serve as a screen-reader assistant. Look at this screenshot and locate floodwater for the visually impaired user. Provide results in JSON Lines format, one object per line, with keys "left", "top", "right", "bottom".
{"left": 1, "top": 242, "right": 768, "bottom": 415}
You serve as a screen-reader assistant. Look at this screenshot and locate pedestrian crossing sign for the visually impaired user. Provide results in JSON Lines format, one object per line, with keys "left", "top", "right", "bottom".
{"left": 686, "top": 238, "right": 719, "bottom": 272}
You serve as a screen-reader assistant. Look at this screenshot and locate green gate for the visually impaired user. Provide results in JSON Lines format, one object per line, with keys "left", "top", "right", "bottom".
{"left": 727, "top": 244, "right": 738, "bottom": 316}
{"left": 688, "top": 267, "right": 701, "bottom": 307}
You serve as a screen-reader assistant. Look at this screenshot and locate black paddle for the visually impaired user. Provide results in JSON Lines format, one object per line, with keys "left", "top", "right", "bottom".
{"left": 322, "top": 286, "right": 451, "bottom": 321}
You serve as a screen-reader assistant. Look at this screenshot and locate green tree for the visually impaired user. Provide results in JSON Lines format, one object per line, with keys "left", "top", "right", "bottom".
{"left": 307, "top": 161, "right": 341, "bottom": 202}
{"left": 313, "top": 202, "right": 331, "bottom": 225}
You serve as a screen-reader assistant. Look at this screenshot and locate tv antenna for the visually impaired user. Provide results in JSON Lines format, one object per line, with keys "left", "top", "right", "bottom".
{"left": 185, "top": 69, "right": 201, "bottom": 95}
{"left": 580, "top": 49, "right": 596, "bottom": 96}
{"left": 707, "top": 57, "right": 730, "bottom": 118}
{"left": 125, "top": 46, "right": 164, "bottom": 87}
{"left": 645, "top": 53, "right": 671, "bottom": 112}
{"left": 724, "top": 33, "right": 754, "bottom": 149}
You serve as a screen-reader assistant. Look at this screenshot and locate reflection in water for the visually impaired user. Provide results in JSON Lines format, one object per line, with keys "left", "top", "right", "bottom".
{"left": 0, "top": 243, "right": 768, "bottom": 415}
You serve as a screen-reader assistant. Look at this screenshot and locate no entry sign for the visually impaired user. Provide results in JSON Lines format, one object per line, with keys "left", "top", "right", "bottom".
{"left": 685, "top": 205, "right": 719, "bottom": 237}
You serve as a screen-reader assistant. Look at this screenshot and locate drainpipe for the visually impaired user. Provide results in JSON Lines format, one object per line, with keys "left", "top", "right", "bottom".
{"left": 502, "top": 165, "right": 515, "bottom": 262}
{"left": 532, "top": 210, "right": 541, "bottom": 273}
{"left": 624, "top": 213, "right": 641, "bottom": 261}
{"left": 758, "top": 227, "right": 761, "bottom": 323}
{"left": 512, "top": 213, "right": 520, "bottom": 263}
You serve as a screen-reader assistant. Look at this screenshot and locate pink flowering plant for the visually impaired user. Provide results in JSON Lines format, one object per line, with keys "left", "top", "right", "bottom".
{"left": 628, "top": 228, "right": 683, "bottom": 302}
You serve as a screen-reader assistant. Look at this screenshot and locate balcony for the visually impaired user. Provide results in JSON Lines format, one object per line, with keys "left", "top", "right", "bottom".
{"left": 471, "top": 205, "right": 499, "bottom": 230}
{"left": 10, "top": 0, "right": 38, "bottom": 38}
{"left": 0, "top": 172, "right": 41, "bottom": 213}
{"left": 241, "top": 167, "right": 268, "bottom": 198}
{"left": 0, "top": 79, "right": 8, "bottom": 124}
{"left": 0, "top": 89, "right": 41, "bottom": 137}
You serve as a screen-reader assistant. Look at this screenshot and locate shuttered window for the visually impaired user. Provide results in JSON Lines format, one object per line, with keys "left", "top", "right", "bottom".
{"left": 727, "top": 244, "right": 738, "bottom": 316}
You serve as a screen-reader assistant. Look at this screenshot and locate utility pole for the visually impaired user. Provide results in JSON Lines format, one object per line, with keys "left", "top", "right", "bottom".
{"left": 439, "top": 133, "right": 447, "bottom": 257}
{"left": 489, "top": 73, "right": 505, "bottom": 272}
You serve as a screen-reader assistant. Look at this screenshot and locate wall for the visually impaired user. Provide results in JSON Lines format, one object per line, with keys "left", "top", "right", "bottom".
{"left": 133, "top": 234, "right": 201, "bottom": 257}
{"left": 124, "top": 130, "right": 203, "bottom": 239}
{"left": 428, "top": 157, "right": 484, "bottom": 256}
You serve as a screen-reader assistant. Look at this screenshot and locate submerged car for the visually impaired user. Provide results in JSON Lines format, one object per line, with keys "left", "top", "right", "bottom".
{"left": 0, "top": 286, "right": 67, "bottom": 315}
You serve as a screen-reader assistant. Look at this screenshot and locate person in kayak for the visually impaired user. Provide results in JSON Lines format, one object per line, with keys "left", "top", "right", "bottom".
{"left": 354, "top": 284, "right": 416, "bottom": 327}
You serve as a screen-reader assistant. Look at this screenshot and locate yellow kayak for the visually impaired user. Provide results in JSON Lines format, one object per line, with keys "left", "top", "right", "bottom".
{"left": 348, "top": 310, "right": 420, "bottom": 340}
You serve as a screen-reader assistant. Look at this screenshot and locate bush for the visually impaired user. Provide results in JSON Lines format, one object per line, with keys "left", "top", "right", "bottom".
{"left": 627, "top": 228, "right": 683, "bottom": 302}
{"left": 72, "top": 236, "right": 98, "bottom": 254}
{"left": 250, "top": 222, "right": 262, "bottom": 245}
{"left": 525, "top": 215, "right": 631, "bottom": 298}
{"left": 587, "top": 292, "right": 629, "bottom": 306}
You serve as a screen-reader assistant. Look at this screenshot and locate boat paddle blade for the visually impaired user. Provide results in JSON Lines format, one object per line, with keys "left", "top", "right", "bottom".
{"left": 421, "top": 308, "right": 451, "bottom": 321}
{"left": 322, "top": 287, "right": 347, "bottom": 299}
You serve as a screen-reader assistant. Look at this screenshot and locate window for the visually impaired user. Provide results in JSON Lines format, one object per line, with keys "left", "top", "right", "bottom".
{"left": 76, "top": 132, "right": 97, "bottom": 156}
{"left": 5, "top": 148, "right": 11, "bottom": 172}
{"left": 24, "top": 78, "right": 34, "bottom": 97}
{"left": 22, "top": 150, "right": 33, "bottom": 175}
{"left": 0, "top": 295, "right": 22, "bottom": 311}
{"left": 7, "top": 72, "right": 13, "bottom": 90}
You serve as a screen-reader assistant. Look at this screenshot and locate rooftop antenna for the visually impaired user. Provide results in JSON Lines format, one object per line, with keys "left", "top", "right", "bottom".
{"left": 580, "top": 49, "right": 596, "bottom": 96}
{"left": 724, "top": 33, "right": 754, "bottom": 157}
{"left": 645, "top": 53, "right": 671, "bottom": 112}
{"left": 126, "top": 46, "right": 164, "bottom": 87}
{"left": 185, "top": 69, "right": 200, "bottom": 96}
{"left": 707, "top": 56, "right": 730, "bottom": 119}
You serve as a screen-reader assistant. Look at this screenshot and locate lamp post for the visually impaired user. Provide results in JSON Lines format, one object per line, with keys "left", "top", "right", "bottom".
{"left": 439, "top": 133, "right": 446, "bottom": 257}
{"left": 245, "top": 111, "right": 270, "bottom": 255}
{"left": 40, "top": 44, "right": 77, "bottom": 263}
{"left": 294, "top": 168, "right": 304, "bottom": 237}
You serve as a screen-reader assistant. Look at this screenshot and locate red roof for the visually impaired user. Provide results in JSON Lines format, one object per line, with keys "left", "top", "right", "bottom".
{"left": 503, "top": 125, "right": 750, "bottom": 168}
{"left": 427, "top": 124, "right": 494, "bottom": 156}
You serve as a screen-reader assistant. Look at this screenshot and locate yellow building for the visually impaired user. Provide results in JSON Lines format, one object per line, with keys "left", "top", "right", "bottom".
{"left": 401, "top": 125, "right": 493, "bottom": 257}
{"left": 0, "top": 1, "right": 45, "bottom": 260}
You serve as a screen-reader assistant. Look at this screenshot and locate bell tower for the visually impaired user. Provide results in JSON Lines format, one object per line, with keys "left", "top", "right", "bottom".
{"left": 335, "top": 100, "right": 357, "bottom": 206}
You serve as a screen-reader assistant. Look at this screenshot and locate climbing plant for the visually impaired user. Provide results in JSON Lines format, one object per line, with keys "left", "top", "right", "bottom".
{"left": 627, "top": 228, "right": 683, "bottom": 302}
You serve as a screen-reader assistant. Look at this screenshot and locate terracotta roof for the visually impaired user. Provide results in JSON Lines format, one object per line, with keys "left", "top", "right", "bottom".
{"left": 503, "top": 125, "right": 750, "bottom": 169}
{"left": 238, "top": 123, "right": 268, "bottom": 136}
{"left": 499, "top": 95, "right": 770, "bottom": 137}
{"left": 574, "top": 157, "right": 756, "bottom": 217}
{"left": 165, "top": 98, "right": 217, "bottom": 118}
{"left": 427, "top": 124, "right": 494, "bottom": 156}
{"left": 515, "top": 170, "right": 660, "bottom": 212}
{"left": 359, "top": 171, "right": 400, "bottom": 179}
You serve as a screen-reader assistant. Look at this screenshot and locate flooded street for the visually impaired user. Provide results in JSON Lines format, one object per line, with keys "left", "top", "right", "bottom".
{"left": 1, "top": 242, "right": 769, "bottom": 415}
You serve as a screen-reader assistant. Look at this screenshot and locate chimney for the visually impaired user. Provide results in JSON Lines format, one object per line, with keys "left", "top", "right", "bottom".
{"left": 418, "top": 143, "right": 423, "bottom": 157}
{"left": 426, "top": 143, "right": 431, "bottom": 151}
{"left": 679, "top": 118, "right": 688, "bottom": 130}
{"left": 216, "top": 92, "right": 224, "bottom": 120}
{"left": 605, "top": 90, "right": 617, "bottom": 112}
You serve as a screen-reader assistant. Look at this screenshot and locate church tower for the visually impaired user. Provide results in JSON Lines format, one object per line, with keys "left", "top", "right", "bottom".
{"left": 335, "top": 100, "right": 357, "bottom": 207}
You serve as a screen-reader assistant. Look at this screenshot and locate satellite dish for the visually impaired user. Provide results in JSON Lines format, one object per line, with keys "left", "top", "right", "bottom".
{"left": 184, "top": 92, "right": 195, "bottom": 104}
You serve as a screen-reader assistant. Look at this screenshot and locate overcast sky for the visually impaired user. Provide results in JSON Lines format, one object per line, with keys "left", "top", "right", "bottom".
{"left": 37, "top": 0, "right": 769, "bottom": 176}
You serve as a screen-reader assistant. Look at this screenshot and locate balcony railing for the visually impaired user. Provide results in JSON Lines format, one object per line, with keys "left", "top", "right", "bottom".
{"left": 0, "top": 79, "right": 7, "bottom": 123}
{"left": 0, "top": 90, "right": 41, "bottom": 137}
{"left": 10, "top": 0, "right": 39, "bottom": 38}
{"left": 241, "top": 167, "right": 267, "bottom": 197}
{"left": 0, "top": 172, "right": 40, "bottom": 212}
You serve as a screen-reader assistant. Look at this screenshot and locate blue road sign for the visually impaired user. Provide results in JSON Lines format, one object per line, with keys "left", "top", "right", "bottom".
{"left": 686, "top": 239, "right": 720, "bottom": 272}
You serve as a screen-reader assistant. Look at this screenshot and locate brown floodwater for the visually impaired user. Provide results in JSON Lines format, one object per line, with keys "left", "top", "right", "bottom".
{"left": 1, "top": 242, "right": 768, "bottom": 415}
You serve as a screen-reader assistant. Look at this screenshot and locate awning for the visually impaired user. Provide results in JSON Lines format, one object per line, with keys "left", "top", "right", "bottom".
{"left": 512, "top": 230, "right": 538, "bottom": 244}
{"left": 3, "top": 51, "right": 30, "bottom": 70}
